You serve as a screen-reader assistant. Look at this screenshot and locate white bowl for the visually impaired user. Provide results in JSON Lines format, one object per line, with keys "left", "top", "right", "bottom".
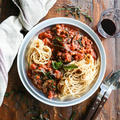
{"left": 17, "top": 17, "right": 106, "bottom": 107}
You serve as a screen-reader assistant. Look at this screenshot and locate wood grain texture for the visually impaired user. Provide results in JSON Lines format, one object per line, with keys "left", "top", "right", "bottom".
{"left": 114, "top": 1, "right": 120, "bottom": 120}
{"left": 0, "top": 0, "right": 120, "bottom": 120}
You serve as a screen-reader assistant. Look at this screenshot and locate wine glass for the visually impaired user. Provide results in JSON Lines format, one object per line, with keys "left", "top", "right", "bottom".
{"left": 97, "top": 8, "right": 120, "bottom": 38}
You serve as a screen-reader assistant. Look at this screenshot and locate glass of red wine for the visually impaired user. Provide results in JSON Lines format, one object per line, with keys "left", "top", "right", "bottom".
{"left": 97, "top": 8, "right": 120, "bottom": 38}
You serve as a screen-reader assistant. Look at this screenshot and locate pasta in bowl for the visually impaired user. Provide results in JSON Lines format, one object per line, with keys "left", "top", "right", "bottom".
{"left": 17, "top": 17, "right": 106, "bottom": 107}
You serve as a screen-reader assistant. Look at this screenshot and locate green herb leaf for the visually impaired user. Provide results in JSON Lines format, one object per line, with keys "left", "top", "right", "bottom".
{"left": 63, "top": 64, "right": 78, "bottom": 70}
{"left": 52, "top": 61, "right": 63, "bottom": 70}
{"left": 65, "top": 13, "right": 69, "bottom": 16}
{"left": 56, "top": 5, "right": 93, "bottom": 22}
{"left": 56, "top": 36, "right": 62, "bottom": 42}
{"left": 56, "top": 8, "right": 66, "bottom": 12}
{"left": 78, "top": 37, "right": 83, "bottom": 46}
{"left": 40, "top": 69, "right": 46, "bottom": 76}
{"left": 5, "top": 92, "right": 10, "bottom": 97}
{"left": 53, "top": 38, "right": 64, "bottom": 48}
{"left": 5, "top": 90, "right": 14, "bottom": 98}
{"left": 31, "top": 116, "right": 36, "bottom": 120}
{"left": 52, "top": 84, "right": 56, "bottom": 88}
{"left": 81, "top": 12, "right": 93, "bottom": 22}
{"left": 70, "top": 111, "right": 76, "bottom": 120}
{"left": 45, "top": 72, "right": 55, "bottom": 80}
{"left": 66, "top": 7, "right": 72, "bottom": 11}
{"left": 76, "top": 8, "right": 80, "bottom": 18}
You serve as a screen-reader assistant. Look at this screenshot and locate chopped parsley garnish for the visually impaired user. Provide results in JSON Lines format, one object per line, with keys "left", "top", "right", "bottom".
{"left": 63, "top": 64, "right": 78, "bottom": 70}
{"left": 78, "top": 37, "right": 83, "bottom": 46}
{"left": 52, "top": 61, "right": 63, "bottom": 70}
{"left": 52, "top": 61, "right": 78, "bottom": 70}
{"left": 53, "top": 37, "right": 64, "bottom": 48}
{"left": 56, "top": 36, "right": 63, "bottom": 42}
{"left": 45, "top": 72, "right": 55, "bottom": 80}
{"left": 40, "top": 69, "right": 46, "bottom": 76}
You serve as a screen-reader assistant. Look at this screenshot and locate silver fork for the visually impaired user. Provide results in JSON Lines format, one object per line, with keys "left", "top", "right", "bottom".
{"left": 85, "top": 70, "right": 120, "bottom": 120}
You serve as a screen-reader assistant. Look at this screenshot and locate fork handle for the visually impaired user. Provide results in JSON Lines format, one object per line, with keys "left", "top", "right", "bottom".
{"left": 85, "top": 96, "right": 101, "bottom": 120}
{"left": 85, "top": 95, "right": 108, "bottom": 120}
{"left": 91, "top": 96, "right": 107, "bottom": 120}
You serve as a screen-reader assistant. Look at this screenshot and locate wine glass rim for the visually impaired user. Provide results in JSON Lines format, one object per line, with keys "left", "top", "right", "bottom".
{"left": 101, "top": 8, "right": 120, "bottom": 18}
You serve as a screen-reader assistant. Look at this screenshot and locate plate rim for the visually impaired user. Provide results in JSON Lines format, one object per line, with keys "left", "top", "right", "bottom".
{"left": 17, "top": 17, "right": 106, "bottom": 107}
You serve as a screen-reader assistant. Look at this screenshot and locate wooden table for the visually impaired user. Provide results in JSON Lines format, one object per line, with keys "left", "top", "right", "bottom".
{"left": 0, "top": 0, "right": 120, "bottom": 120}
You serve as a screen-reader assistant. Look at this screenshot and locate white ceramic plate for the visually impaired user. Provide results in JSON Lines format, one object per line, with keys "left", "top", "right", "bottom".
{"left": 17, "top": 17, "right": 106, "bottom": 107}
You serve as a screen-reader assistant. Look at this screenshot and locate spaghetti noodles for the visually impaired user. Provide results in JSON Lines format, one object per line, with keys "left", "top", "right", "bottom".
{"left": 26, "top": 39, "right": 52, "bottom": 65}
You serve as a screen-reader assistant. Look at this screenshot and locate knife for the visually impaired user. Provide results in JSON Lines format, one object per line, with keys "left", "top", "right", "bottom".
{"left": 85, "top": 70, "right": 120, "bottom": 120}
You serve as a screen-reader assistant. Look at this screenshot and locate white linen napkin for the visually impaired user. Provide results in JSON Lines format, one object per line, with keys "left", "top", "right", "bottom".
{"left": 0, "top": 0, "right": 56, "bottom": 106}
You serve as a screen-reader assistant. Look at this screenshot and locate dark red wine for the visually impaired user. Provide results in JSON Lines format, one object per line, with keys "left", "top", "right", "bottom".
{"left": 101, "top": 19, "right": 116, "bottom": 36}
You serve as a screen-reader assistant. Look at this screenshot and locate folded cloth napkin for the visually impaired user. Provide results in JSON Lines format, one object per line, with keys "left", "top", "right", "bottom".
{"left": 0, "top": 0, "right": 56, "bottom": 106}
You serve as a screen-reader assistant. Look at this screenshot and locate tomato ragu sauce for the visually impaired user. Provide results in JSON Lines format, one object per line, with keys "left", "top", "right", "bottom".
{"left": 27, "top": 24, "right": 97, "bottom": 99}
